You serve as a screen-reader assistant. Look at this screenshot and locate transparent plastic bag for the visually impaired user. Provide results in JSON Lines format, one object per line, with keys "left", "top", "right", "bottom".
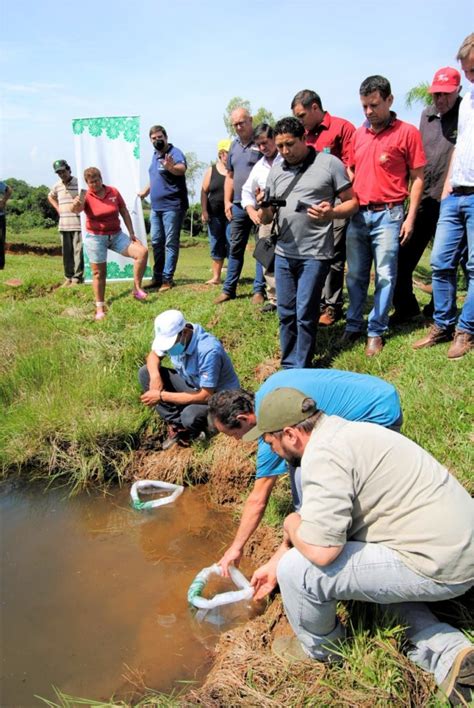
{"left": 187, "top": 563, "right": 254, "bottom": 613}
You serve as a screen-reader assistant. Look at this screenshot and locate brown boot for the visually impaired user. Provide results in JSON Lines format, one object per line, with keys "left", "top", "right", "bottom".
{"left": 251, "top": 292, "right": 265, "bottom": 305}
{"left": 365, "top": 336, "right": 384, "bottom": 357}
{"left": 412, "top": 324, "right": 453, "bottom": 350}
{"left": 447, "top": 331, "right": 473, "bottom": 360}
{"left": 214, "top": 292, "right": 235, "bottom": 304}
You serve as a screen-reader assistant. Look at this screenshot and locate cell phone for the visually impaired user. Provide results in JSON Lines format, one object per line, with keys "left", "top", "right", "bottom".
{"left": 295, "top": 199, "right": 321, "bottom": 212}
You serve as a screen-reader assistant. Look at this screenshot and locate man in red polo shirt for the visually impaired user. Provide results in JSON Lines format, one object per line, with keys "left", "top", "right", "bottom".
{"left": 343, "top": 75, "right": 426, "bottom": 356}
{"left": 292, "top": 89, "right": 355, "bottom": 325}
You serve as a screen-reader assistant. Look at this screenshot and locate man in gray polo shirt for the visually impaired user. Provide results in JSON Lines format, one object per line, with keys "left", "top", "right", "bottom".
{"left": 248, "top": 387, "right": 474, "bottom": 705}
{"left": 259, "top": 117, "right": 358, "bottom": 368}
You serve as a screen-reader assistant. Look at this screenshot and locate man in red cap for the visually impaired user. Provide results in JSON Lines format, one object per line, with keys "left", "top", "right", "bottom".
{"left": 413, "top": 33, "right": 474, "bottom": 358}
{"left": 391, "top": 67, "right": 462, "bottom": 324}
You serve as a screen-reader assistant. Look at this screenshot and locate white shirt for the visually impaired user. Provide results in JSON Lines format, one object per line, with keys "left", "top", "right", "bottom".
{"left": 240, "top": 152, "right": 284, "bottom": 210}
{"left": 451, "top": 85, "right": 474, "bottom": 187}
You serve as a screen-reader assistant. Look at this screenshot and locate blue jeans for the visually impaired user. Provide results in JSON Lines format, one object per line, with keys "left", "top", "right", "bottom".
{"left": 150, "top": 209, "right": 185, "bottom": 283}
{"left": 222, "top": 203, "right": 256, "bottom": 297}
{"left": 208, "top": 214, "right": 231, "bottom": 260}
{"left": 277, "top": 542, "right": 473, "bottom": 686}
{"left": 431, "top": 193, "right": 474, "bottom": 334}
{"left": 274, "top": 254, "right": 330, "bottom": 368}
{"left": 346, "top": 205, "right": 403, "bottom": 336}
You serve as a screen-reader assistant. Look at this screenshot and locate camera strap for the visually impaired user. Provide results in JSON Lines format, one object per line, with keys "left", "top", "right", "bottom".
{"left": 271, "top": 146, "right": 318, "bottom": 239}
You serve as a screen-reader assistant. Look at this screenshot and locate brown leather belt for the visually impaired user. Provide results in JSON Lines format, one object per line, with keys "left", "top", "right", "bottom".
{"left": 360, "top": 201, "right": 405, "bottom": 212}
{"left": 452, "top": 186, "right": 474, "bottom": 196}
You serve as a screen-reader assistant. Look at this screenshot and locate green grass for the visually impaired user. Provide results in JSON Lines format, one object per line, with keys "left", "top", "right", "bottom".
{"left": 2, "top": 229, "right": 473, "bottom": 707}
{"left": 1, "top": 233, "right": 472, "bottom": 491}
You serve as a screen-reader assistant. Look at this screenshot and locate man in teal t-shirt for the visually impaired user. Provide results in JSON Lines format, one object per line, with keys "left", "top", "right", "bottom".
{"left": 208, "top": 368, "right": 402, "bottom": 573}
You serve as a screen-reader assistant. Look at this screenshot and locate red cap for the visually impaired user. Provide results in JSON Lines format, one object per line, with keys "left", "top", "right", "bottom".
{"left": 428, "top": 67, "right": 461, "bottom": 93}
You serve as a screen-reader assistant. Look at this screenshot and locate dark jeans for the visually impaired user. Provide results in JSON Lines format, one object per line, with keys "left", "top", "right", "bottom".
{"left": 321, "top": 217, "right": 347, "bottom": 311}
{"left": 138, "top": 365, "right": 208, "bottom": 434}
{"left": 0, "top": 214, "right": 5, "bottom": 270}
{"left": 275, "top": 254, "right": 330, "bottom": 368}
{"left": 393, "top": 197, "right": 440, "bottom": 315}
{"left": 222, "top": 203, "right": 255, "bottom": 297}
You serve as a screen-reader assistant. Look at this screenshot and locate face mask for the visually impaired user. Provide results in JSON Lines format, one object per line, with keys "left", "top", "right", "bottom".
{"left": 153, "top": 139, "right": 165, "bottom": 151}
{"left": 167, "top": 341, "right": 185, "bottom": 356}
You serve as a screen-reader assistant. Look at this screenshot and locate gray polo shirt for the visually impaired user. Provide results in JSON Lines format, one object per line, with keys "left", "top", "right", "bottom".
{"left": 266, "top": 150, "right": 351, "bottom": 260}
{"left": 299, "top": 415, "right": 474, "bottom": 585}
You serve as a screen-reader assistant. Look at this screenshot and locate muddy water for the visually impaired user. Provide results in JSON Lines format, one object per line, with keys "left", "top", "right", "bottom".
{"left": 0, "top": 483, "right": 255, "bottom": 706}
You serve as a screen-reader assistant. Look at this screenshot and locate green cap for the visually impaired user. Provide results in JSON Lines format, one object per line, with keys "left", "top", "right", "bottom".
{"left": 242, "top": 387, "right": 317, "bottom": 442}
{"left": 53, "top": 159, "right": 69, "bottom": 172}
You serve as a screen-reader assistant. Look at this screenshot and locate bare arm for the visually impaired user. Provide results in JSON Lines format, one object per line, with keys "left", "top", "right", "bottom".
{"left": 47, "top": 194, "right": 60, "bottom": 214}
{"left": 284, "top": 512, "right": 343, "bottom": 567}
{"left": 138, "top": 184, "right": 150, "bottom": 199}
{"left": 161, "top": 385, "right": 214, "bottom": 406}
{"left": 224, "top": 171, "right": 234, "bottom": 221}
{"left": 140, "top": 351, "right": 164, "bottom": 406}
{"left": 399, "top": 166, "right": 425, "bottom": 246}
{"left": 162, "top": 153, "right": 186, "bottom": 176}
{"left": 119, "top": 205, "right": 136, "bottom": 240}
{"left": 200, "top": 167, "right": 212, "bottom": 223}
{"left": 219, "top": 476, "right": 278, "bottom": 575}
{"left": 250, "top": 539, "right": 291, "bottom": 601}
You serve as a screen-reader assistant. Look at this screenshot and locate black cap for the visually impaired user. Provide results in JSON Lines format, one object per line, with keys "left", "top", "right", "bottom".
{"left": 53, "top": 159, "right": 70, "bottom": 173}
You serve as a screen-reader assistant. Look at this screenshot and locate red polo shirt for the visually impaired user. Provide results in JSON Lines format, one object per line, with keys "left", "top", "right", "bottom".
{"left": 305, "top": 112, "right": 355, "bottom": 167}
{"left": 349, "top": 117, "right": 426, "bottom": 206}
{"left": 84, "top": 185, "right": 125, "bottom": 235}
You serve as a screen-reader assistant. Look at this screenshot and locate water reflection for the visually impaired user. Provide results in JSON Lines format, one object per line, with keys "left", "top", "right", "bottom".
{"left": 0, "top": 483, "right": 255, "bottom": 705}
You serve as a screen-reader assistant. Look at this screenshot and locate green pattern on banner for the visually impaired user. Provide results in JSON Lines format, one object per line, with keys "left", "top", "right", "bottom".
{"left": 83, "top": 258, "right": 150, "bottom": 281}
{"left": 72, "top": 116, "right": 140, "bottom": 159}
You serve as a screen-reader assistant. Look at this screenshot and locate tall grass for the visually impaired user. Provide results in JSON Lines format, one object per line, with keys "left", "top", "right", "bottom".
{"left": 1, "top": 238, "right": 472, "bottom": 491}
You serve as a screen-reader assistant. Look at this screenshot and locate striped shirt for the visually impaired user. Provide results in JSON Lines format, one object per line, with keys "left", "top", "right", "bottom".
{"left": 451, "top": 87, "right": 474, "bottom": 188}
{"left": 49, "top": 176, "right": 81, "bottom": 231}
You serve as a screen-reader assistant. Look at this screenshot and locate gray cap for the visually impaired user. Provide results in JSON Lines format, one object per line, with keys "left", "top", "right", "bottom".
{"left": 242, "top": 387, "right": 317, "bottom": 441}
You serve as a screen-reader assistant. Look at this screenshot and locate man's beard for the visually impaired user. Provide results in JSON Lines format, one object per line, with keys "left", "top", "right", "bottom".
{"left": 280, "top": 439, "right": 301, "bottom": 468}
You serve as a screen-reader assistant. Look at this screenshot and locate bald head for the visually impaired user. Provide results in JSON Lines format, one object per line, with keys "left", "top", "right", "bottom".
{"left": 231, "top": 108, "right": 253, "bottom": 143}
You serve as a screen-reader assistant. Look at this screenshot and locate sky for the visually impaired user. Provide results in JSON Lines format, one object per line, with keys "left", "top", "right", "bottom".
{"left": 1, "top": 0, "right": 473, "bottom": 193}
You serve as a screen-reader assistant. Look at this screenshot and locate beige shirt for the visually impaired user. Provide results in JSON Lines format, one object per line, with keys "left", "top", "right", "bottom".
{"left": 49, "top": 177, "right": 81, "bottom": 232}
{"left": 299, "top": 415, "right": 474, "bottom": 584}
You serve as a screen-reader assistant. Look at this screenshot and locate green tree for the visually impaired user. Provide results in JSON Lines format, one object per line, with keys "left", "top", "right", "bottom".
{"left": 223, "top": 97, "right": 275, "bottom": 136}
{"left": 185, "top": 152, "right": 206, "bottom": 236}
{"left": 223, "top": 97, "right": 252, "bottom": 136}
{"left": 405, "top": 82, "right": 432, "bottom": 109}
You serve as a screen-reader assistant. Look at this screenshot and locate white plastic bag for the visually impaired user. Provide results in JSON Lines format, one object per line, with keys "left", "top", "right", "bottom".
{"left": 130, "top": 479, "right": 184, "bottom": 510}
{"left": 187, "top": 563, "right": 254, "bottom": 611}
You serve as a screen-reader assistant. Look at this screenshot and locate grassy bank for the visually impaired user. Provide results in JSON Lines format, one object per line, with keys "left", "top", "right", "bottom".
{"left": 2, "top": 229, "right": 473, "bottom": 706}
{"left": 1, "top": 230, "right": 472, "bottom": 490}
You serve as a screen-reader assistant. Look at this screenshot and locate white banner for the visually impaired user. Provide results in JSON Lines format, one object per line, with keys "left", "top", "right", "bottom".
{"left": 72, "top": 116, "right": 151, "bottom": 282}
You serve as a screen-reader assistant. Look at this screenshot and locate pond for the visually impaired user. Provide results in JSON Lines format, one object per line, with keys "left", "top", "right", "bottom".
{"left": 0, "top": 482, "right": 255, "bottom": 705}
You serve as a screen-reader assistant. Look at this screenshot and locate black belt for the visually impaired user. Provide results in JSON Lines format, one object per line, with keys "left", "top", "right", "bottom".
{"left": 452, "top": 186, "right": 474, "bottom": 196}
{"left": 360, "top": 201, "right": 404, "bottom": 212}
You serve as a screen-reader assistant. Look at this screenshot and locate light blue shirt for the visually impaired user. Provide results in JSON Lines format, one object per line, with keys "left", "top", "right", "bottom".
{"left": 167, "top": 324, "right": 239, "bottom": 392}
{"left": 255, "top": 369, "right": 402, "bottom": 479}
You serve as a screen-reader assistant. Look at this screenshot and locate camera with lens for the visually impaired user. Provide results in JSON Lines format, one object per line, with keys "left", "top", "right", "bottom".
{"left": 260, "top": 187, "right": 286, "bottom": 209}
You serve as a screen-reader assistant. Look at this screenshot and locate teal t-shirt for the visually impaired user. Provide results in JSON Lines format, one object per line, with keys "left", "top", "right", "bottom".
{"left": 255, "top": 369, "right": 402, "bottom": 479}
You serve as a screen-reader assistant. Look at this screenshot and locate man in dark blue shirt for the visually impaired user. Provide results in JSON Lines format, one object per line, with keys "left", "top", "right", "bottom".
{"left": 139, "top": 125, "right": 188, "bottom": 291}
{"left": 215, "top": 108, "right": 262, "bottom": 303}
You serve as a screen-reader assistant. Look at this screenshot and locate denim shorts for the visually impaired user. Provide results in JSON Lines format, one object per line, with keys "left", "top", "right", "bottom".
{"left": 84, "top": 230, "right": 131, "bottom": 264}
